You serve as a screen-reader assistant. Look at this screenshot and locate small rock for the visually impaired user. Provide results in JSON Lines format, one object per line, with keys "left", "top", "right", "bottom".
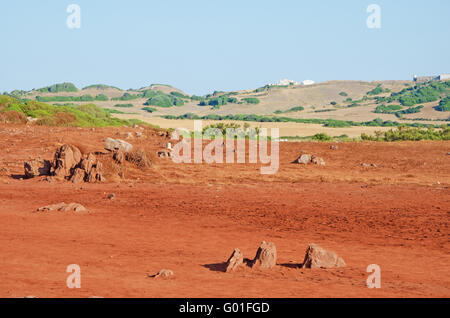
{"left": 226, "top": 248, "right": 244, "bottom": 273}
{"left": 330, "top": 145, "right": 339, "bottom": 150}
{"left": 252, "top": 241, "right": 277, "bottom": 269}
{"left": 136, "top": 132, "right": 143, "bottom": 139}
{"left": 152, "top": 269, "right": 174, "bottom": 279}
{"left": 158, "top": 150, "right": 172, "bottom": 158}
{"left": 311, "top": 156, "right": 326, "bottom": 166}
{"left": 113, "top": 150, "right": 125, "bottom": 164}
{"left": 301, "top": 243, "right": 346, "bottom": 269}
{"left": 24, "top": 159, "right": 51, "bottom": 178}
{"left": 108, "top": 193, "right": 116, "bottom": 200}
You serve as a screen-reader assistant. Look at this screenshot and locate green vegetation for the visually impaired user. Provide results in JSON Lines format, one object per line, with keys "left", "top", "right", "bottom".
{"left": 142, "top": 106, "right": 157, "bottom": 113}
{"left": 315, "top": 109, "right": 337, "bottom": 113}
{"left": 435, "top": 97, "right": 450, "bottom": 112}
{"left": 376, "top": 81, "right": 450, "bottom": 106}
{"left": 163, "top": 113, "right": 437, "bottom": 128}
{"left": 114, "top": 103, "right": 134, "bottom": 108}
{"left": 274, "top": 106, "right": 304, "bottom": 114}
{"left": 82, "top": 84, "right": 120, "bottom": 90}
{"left": 374, "top": 104, "right": 403, "bottom": 114}
{"left": 339, "top": 92, "right": 348, "bottom": 97}
{"left": 361, "top": 125, "right": 449, "bottom": 141}
{"left": 36, "top": 94, "right": 109, "bottom": 102}
{"left": 367, "top": 84, "right": 385, "bottom": 96}
{"left": 0, "top": 95, "right": 145, "bottom": 127}
{"left": 242, "top": 97, "right": 260, "bottom": 104}
{"left": 37, "top": 82, "right": 78, "bottom": 93}
{"left": 112, "top": 92, "right": 141, "bottom": 101}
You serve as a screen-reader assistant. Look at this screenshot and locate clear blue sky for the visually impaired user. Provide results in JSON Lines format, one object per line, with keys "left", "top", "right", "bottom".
{"left": 0, "top": 0, "right": 449, "bottom": 95}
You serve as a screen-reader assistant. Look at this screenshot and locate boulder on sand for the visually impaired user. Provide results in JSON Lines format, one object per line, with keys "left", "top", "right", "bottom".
{"left": 294, "top": 154, "right": 312, "bottom": 165}
{"left": 51, "top": 144, "right": 82, "bottom": 178}
{"left": 151, "top": 269, "right": 174, "bottom": 279}
{"left": 226, "top": 248, "right": 244, "bottom": 273}
{"left": 252, "top": 241, "right": 277, "bottom": 269}
{"left": 301, "top": 243, "right": 346, "bottom": 269}
{"left": 24, "top": 159, "right": 51, "bottom": 178}
{"left": 311, "top": 156, "right": 326, "bottom": 166}
{"left": 105, "top": 138, "right": 133, "bottom": 153}
{"left": 37, "top": 202, "right": 87, "bottom": 212}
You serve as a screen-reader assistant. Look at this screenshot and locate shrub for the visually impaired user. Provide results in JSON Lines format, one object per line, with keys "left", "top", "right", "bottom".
{"left": 242, "top": 97, "right": 260, "bottom": 104}
{"left": 142, "top": 107, "right": 157, "bottom": 113}
{"left": 95, "top": 94, "right": 109, "bottom": 101}
{"left": 114, "top": 104, "right": 133, "bottom": 108}
{"left": 0, "top": 110, "right": 27, "bottom": 124}
{"left": 339, "top": 92, "right": 348, "bottom": 97}
{"left": 37, "top": 82, "right": 78, "bottom": 93}
{"left": 312, "top": 133, "right": 333, "bottom": 141}
{"left": 435, "top": 97, "right": 450, "bottom": 111}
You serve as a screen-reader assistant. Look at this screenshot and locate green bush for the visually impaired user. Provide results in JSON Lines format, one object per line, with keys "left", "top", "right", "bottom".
{"left": 142, "top": 107, "right": 157, "bottom": 113}
{"left": 339, "top": 92, "right": 348, "bottom": 97}
{"left": 242, "top": 97, "right": 260, "bottom": 104}
{"left": 435, "top": 97, "right": 450, "bottom": 111}
{"left": 361, "top": 125, "right": 449, "bottom": 141}
{"left": 37, "top": 82, "right": 78, "bottom": 93}
{"left": 114, "top": 104, "right": 134, "bottom": 108}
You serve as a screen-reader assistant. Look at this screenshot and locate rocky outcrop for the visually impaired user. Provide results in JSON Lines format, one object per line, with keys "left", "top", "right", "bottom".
{"left": 252, "top": 241, "right": 277, "bottom": 269}
{"left": 301, "top": 244, "right": 346, "bottom": 269}
{"left": 24, "top": 144, "right": 104, "bottom": 183}
{"left": 105, "top": 138, "right": 133, "bottom": 153}
{"left": 226, "top": 248, "right": 244, "bottom": 273}
{"left": 51, "top": 144, "right": 82, "bottom": 178}
{"left": 151, "top": 269, "right": 174, "bottom": 279}
{"left": 24, "top": 159, "right": 51, "bottom": 178}
{"left": 37, "top": 202, "right": 87, "bottom": 212}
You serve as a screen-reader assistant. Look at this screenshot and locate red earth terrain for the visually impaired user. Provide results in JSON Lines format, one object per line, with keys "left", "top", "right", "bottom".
{"left": 0, "top": 124, "right": 449, "bottom": 298}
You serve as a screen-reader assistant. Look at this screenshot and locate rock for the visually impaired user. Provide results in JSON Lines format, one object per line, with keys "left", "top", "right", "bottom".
{"left": 136, "top": 132, "right": 143, "bottom": 139}
{"left": 0, "top": 167, "right": 9, "bottom": 176}
{"left": 158, "top": 149, "right": 172, "bottom": 158}
{"left": 301, "top": 243, "right": 346, "bottom": 269}
{"left": 311, "top": 156, "right": 326, "bottom": 166}
{"left": 330, "top": 145, "right": 339, "bottom": 150}
{"left": 294, "top": 154, "right": 312, "bottom": 165}
{"left": 113, "top": 150, "right": 125, "bottom": 164}
{"left": 108, "top": 193, "right": 116, "bottom": 200}
{"left": 86, "top": 160, "right": 104, "bottom": 183}
{"left": 361, "top": 163, "right": 377, "bottom": 168}
{"left": 252, "top": 241, "right": 277, "bottom": 269}
{"left": 105, "top": 138, "right": 133, "bottom": 153}
{"left": 225, "top": 248, "right": 244, "bottom": 273}
{"left": 37, "top": 202, "right": 87, "bottom": 213}
{"left": 51, "top": 145, "right": 82, "bottom": 178}
{"left": 24, "top": 159, "right": 51, "bottom": 178}
{"left": 70, "top": 168, "right": 86, "bottom": 184}
{"left": 126, "top": 132, "right": 134, "bottom": 140}
{"left": 152, "top": 269, "right": 174, "bottom": 279}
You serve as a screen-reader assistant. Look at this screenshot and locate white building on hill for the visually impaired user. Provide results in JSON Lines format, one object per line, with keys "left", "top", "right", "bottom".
{"left": 301, "top": 80, "right": 315, "bottom": 86}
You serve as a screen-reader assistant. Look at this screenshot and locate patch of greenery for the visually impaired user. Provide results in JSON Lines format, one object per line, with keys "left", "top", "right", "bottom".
{"left": 163, "top": 113, "right": 437, "bottom": 128}
{"left": 114, "top": 103, "right": 134, "bottom": 108}
{"left": 82, "top": 84, "right": 121, "bottom": 90}
{"left": 374, "top": 104, "right": 403, "bottom": 114}
{"left": 37, "top": 82, "right": 78, "bottom": 93}
{"left": 274, "top": 106, "right": 304, "bottom": 114}
{"left": 361, "top": 125, "right": 449, "bottom": 141}
{"left": 367, "top": 84, "right": 385, "bottom": 96}
{"left": 339, "top": 92, "right": 348, "bottom": 97}
{"left": 242, "top": 97, "right": 260, "bottom": 104}
{"left": 142, "top": 106, "right": 157, "bottom": 113}
{"left": 435, "top": 97, "right": 450, "bottom": 111}
{"left": 0, "top": 95, "right": 146, "bottom": 127}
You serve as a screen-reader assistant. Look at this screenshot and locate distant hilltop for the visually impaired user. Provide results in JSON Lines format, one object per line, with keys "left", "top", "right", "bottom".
{"left": 413, "top": 74, "right": 450, "bottom": 83}
{"left": 269, "top": 79, "right": 315, "bottom": 87}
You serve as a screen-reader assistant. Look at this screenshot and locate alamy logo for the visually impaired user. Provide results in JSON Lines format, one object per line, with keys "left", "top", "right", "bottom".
{"left": 366, "top": 4, "right": 381, "bottom": 29}
{"left": 170, "top": 121, "right": 279, "bottom": 175}
{"left": 66, "top": 264, "right": 81, "bottom": 289}
{"left": 66, "top": 4, "right": 81, "bottom": 29}
{"left": 366, "top": 264, "right": 381, "bottom": 288}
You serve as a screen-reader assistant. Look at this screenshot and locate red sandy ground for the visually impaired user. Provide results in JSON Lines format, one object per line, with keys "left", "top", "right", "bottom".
{"left": 0, "top": 124, "right": 449, "bottom": 298}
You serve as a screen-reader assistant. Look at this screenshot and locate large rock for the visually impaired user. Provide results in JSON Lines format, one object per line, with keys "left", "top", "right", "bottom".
{"left": 252, "top": 241, "right": 277, "bottom": 269}
{"left": 105, "top": 138, "right": 133, "bottom": 153}
{"left": 301, "top": 244, "right": 346, "bottom": 269}
{"left": 24, "top": 159, "right": 51, "bottom": 178}
{"left": 37, "top": 202, "right": 87, "bottom": 212}
{"left": 226, "top": 248, "right": 244, "bottom": 273}
{"left": 51, "top": 145, "right": 82, "bottom": 178}
{"left": 294, "top": 154, "right": 312, "bottom": 165}
{"left": 152, "top": 269, "right": 174, "bottom": 279}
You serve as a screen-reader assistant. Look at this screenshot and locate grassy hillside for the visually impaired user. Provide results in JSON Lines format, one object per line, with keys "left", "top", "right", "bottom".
{"left": 0, "top": 95, "right": 145, "bottom": 127}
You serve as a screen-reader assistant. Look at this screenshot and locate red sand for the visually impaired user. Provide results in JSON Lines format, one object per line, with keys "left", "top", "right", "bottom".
{"left": 0, "top": 124, "right": 449, "bottom": 298}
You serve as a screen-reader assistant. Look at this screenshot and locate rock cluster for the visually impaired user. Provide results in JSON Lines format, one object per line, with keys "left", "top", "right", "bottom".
{"left": 24, "top": 144, "right": 104, "bottom": 183}
{"left": 294, "top": 154, "right": 326, "bottom": 166}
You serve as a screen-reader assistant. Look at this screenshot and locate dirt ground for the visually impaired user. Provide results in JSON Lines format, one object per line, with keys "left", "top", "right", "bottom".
{"left": 0, "top": 124, "right": 449, "bottom": 298}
